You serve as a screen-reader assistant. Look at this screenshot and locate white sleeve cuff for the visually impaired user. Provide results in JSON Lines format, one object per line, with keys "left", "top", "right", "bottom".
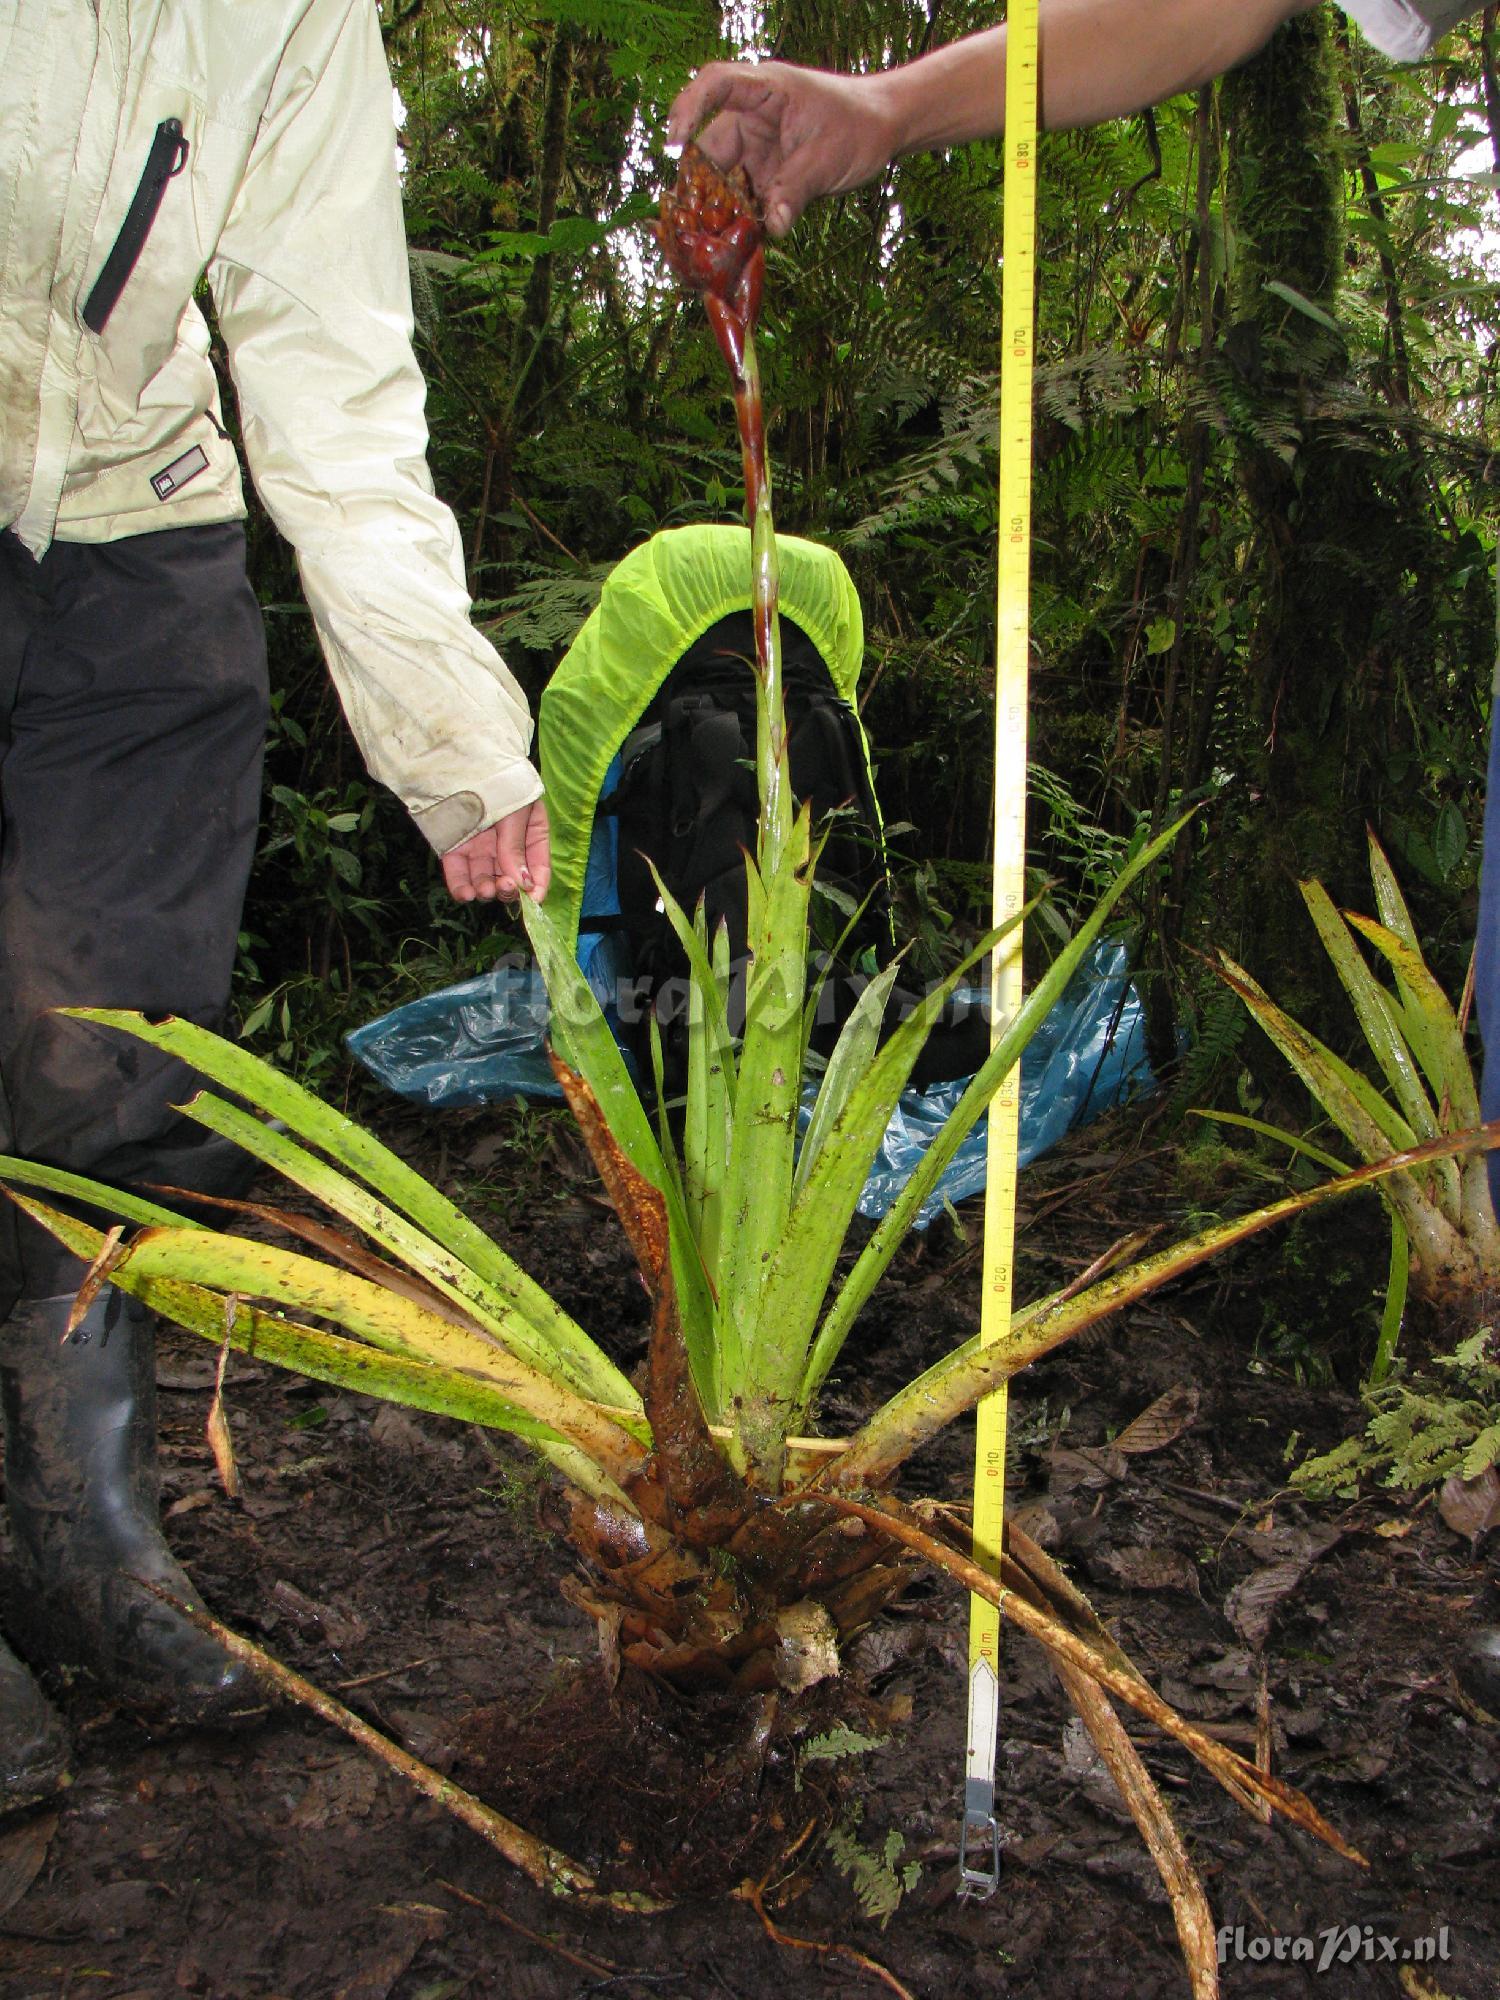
{"left": 1341, "top": 0, "right": 1477, "bottom": 59}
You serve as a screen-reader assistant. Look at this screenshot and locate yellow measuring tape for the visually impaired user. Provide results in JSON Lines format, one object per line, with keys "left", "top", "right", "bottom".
{"left": 959, "top": 0, "right": 1039, "bottom": 1900}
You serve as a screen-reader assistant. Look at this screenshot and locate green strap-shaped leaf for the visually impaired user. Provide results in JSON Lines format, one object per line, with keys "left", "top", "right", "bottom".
{"left": 522, "top": 891, "right": 718, "bottom": 1413}
{"left": 650, "top": 869, "right": 737, "bottom": 1113}
{"left": 717, "top": 807, "right": 814, "bottom": 1431}
{"left": 1343, "top": 913, "right": 1479, "bottom": 1127}
{"left": 1338, "top": 911, "right": 1498, "bottom": 1255}
{"left": 1216, "top": 954, "right": 1467, "bottom": 1245}
{"left": 647, "top": 1017, "right": 692, "bottom": 1225}
{"left": 681, "top": 909, "right": 732, "bottom": 1333}
{"left": 1369, "top": 1215, "right": 1410, "bottom": 1386}
{"left": 1366, "top": 830, "right": 1421, "bottom": 952}
{"left": 760, "top": 917, "right": 1025, "bottom": 1422}
{"left": 685, "top": 921, "right": 732, "bottom": 1309}
{"left": 58, "top": 1009, "right": 625, "bottom": 1401}
{"left": 178, "top": 1092, "right": 637, "bottom": 1411}
{"left": 6, "top": 1192, "right": 561, "bottom": 1449}
{"left": 769, "top": 963, "right": 1006, "bottom": 1419}
{"left": 801, "top": 872, "right": 881, "bottom": 1049}
{"left": 836, "top": 1123, "right": 1499, "bottom": 1492}
{"left": 1190, "top": 1108, "right": 1353, "bottom": 1177}
{"left": 1217, "top": 953, "right": 1418, "bottom": 1158}
{"left": 0, "top": 1156, "right": 206, "bottom": 1231}
{"left": 1299, "top": 879, "right": 1438, "bottom": 1140}
{"left": 117, "top": 1225, "right": 650, "bottom": 1478}
{"left": 810, "top": 816, "right": 1190, "bottom": 1396}
{"left": 795, "top": 962, "right": 903, "bottom": 1198}
{"left": 1192, "top": 1114, "right": 1419, "bottom": 1357}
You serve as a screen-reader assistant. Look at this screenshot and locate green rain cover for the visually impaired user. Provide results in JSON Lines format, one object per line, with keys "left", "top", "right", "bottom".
{"left": 539, "top": 524, "right": 868, "bottom": 961}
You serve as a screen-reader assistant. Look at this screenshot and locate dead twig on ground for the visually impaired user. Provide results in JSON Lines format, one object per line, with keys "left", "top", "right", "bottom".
{"left": 136, "top": 1580, "right": 667, "bottom": 1913}
{"left": 436, "top": 1878, "right": 622, "bottom": 1977}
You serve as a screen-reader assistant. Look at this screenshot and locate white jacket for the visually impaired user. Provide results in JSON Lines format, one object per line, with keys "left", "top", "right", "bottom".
{"left": 0, "top": 0, "right": 540, "bottom": 853}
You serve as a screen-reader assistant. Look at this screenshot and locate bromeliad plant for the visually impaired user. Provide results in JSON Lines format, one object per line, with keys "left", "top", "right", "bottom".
{"left": 1210, "top": 831, "right": 1500, "bottom": 1381}
{"left": 1, "top": 148, "right": 1494, "bottom": 1988}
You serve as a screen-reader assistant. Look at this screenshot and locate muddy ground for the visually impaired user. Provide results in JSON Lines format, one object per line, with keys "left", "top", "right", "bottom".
{"left": 1, "top": 1100, "right": 1496, "bottom": 2000}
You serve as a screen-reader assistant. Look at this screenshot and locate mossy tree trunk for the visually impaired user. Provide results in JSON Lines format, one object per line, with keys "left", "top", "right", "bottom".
{"left": 1213, "top": 16, "right": 1437, "bottom": 1035}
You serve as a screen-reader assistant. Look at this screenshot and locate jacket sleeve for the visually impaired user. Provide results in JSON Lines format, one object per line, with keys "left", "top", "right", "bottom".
{"left": 1340, "top": 0, "right": 1479, "bottom": 59}
{"left": 206, "top": 0, "right": 540, "bottom": 854}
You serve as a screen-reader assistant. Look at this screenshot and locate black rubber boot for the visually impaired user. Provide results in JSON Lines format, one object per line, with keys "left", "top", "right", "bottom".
{"left": 0, "top": 1290, "right": 253, "bottom": 1722}
{"left": 0, "top": 1631, "right": 69, "bottom": 1813}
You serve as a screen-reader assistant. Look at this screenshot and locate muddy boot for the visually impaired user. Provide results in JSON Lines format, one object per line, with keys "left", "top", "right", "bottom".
{"left": 0, "top": 1290, "right": 252, "bottom": 1722}
{"left": 0, "top": 1631, "right": 69, "bottom": 1812}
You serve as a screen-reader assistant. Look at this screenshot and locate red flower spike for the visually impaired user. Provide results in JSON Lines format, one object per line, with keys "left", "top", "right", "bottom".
{"left": 655, "top": 145, "right": 765, "bottom": 374}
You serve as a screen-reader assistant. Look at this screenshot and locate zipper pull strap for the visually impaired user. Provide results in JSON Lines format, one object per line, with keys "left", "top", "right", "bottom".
{"left": 82, "top": 117, "right": 191, "bottom": 335}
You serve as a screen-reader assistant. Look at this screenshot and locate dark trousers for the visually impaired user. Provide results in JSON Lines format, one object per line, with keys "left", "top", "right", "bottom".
{"left": 0, "top": 524, "right": 268, "bottom": 1311}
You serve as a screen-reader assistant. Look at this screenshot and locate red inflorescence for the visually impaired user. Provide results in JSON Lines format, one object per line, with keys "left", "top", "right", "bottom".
{"left": 655, "top": 145, "right": 765, "bottom": 373}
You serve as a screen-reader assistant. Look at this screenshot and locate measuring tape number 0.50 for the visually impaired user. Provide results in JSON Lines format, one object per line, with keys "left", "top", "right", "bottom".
{"left": 959, "top": 0, "right": 1040, "bottom": 1901}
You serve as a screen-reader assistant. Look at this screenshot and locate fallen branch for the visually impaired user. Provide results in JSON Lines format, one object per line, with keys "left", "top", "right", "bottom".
{"left": 437, "top": 1878, "right": 622, "bottom": 1977}
{"left": 1053, "top": 1658, "right": 1219, "bottom": 2000}
{"left": 138, "top": 1581, "right": 666, "bottom": 1913}
{"left": 817, "top": 1497, "right": 1367, "bottom": 1867}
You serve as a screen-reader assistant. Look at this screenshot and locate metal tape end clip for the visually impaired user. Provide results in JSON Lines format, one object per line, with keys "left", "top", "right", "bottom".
{"left": 958, "top": 1808, "right": 1002, "bottom": 1901}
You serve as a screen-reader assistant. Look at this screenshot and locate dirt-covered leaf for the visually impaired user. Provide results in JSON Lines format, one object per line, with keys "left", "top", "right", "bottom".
{"left": 0, "top": 1810, "right": 58, "bottom": 1919}
{"left": 1112, "top": 1384, "right": 1200, "bottom": 1456}
{"left": 1097, "top": 1546, "right": 1201, "bottom": 1596}
{"left": 1226, "top": 1560, "right": 1316, "bottom": 1649}
{"left": 1437, "top": 1465, "right": 1500, "bottom": 1545}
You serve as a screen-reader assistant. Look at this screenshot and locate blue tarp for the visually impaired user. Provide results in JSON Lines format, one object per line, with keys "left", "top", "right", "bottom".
{"left": 346, "top": 938, "right": 1152, "bottom": 1229}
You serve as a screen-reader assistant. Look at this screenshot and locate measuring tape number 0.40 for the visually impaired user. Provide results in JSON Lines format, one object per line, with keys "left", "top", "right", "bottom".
{"left": 959, "top": 0, "right": 1041, "bottom": 1901}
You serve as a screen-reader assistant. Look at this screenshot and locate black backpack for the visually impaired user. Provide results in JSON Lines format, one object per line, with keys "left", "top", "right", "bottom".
{"left": 602, "top": 610, "right": 890, "bottom": 1088}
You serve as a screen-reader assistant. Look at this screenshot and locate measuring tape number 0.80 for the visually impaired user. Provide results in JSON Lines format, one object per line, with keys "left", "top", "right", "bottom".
{"left": 959, "top": 0, "right": 1040, "bottom": 1901}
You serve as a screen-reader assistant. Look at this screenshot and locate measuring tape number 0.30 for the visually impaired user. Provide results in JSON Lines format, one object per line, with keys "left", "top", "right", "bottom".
{"left": 959, "top": 0, "right": 1041, "bottom": 1901}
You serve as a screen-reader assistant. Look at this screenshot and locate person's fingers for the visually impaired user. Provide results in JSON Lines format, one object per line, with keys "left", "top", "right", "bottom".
{"left": 759, "top": 174, "right": 802, "bottom": 239}
{"left": 666, "top": 63, "right": 758, "bottom": 149}
{"left": 440, "top": 803, "right": 549, "bottom": 908}
{"left": 443, "top": 830, "right": 504, "bottom": 903}
{"left": 441, "top": 845, "right": 478, "bottom": 903}
{"left": 523, "top": 800, "right": 552, "bottom": 900}
{"left": 487, "top": 817, "right": 529, "bottom": 902}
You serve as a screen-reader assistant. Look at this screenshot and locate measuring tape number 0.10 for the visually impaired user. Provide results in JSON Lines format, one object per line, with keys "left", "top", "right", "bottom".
{"left": 959, "top": 0, "right": 1041, "bottom": 1901}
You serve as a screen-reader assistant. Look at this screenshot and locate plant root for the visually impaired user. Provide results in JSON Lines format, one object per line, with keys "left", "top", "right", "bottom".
{"left": 734, "top": 1869, "right": 916, "bottom": 2000}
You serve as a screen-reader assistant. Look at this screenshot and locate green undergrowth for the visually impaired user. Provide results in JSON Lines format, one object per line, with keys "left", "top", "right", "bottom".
{"left": 1292, "top": 1324, "right": 1500, "bottom": 1498}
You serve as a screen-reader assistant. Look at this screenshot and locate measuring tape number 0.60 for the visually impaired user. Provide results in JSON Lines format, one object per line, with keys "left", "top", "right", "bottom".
{"left": 959, "top": 0, "right": 1040, "bottom": 1901}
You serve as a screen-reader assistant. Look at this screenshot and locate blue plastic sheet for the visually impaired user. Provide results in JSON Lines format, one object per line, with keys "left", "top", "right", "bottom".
{"left": 347, "top": 962, "right": 566, "bottom": 1107}
{"left": 851, "top": 937, "right": 1151, "bottom": 1228}
{"left": 347, "top": 937, "right": 1152, "bottom": 1225}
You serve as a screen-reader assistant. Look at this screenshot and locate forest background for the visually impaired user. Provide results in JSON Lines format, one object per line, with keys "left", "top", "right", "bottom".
{"left": 227, "top": 0, "right": 1500, "bottom": 1356}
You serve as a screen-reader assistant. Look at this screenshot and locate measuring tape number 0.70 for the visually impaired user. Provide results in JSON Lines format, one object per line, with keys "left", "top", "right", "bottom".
{"left": 959, "top": 0, "right": 1041, "bottom": 1901}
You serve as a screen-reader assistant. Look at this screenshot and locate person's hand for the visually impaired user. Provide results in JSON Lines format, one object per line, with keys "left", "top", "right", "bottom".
{"left": 441, "top": 797, "right": 551, "bottom": 904}
{"left": 666, "top": 60, "right": 901, "bottom": 238}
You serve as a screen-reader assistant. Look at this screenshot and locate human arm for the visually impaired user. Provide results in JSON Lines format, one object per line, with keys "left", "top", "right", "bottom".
{"left": 205, "top": 0, "right": 549, "bottom": 894}
{"left": 668, "top": 0, "right": 1319, "bottom": 237}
